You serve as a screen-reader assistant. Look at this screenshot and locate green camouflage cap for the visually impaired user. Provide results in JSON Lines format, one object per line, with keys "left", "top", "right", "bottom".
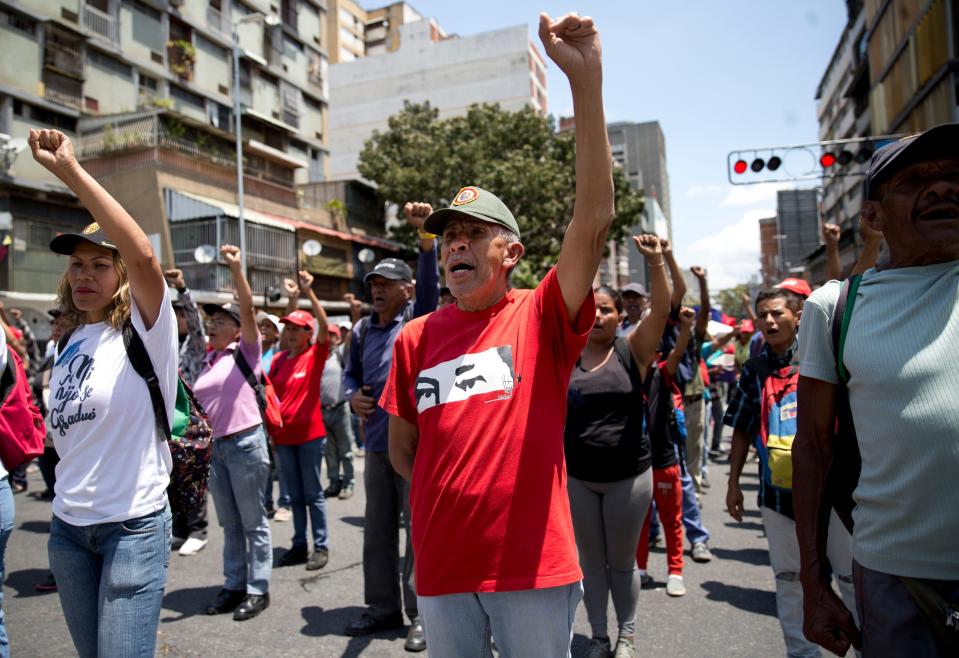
{"left": 423, "top": 186, "right": 521, "bottom": 238}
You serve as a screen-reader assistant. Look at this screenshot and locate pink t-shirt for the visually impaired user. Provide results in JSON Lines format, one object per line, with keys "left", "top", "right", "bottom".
{"left": 193, "top": 337, "right": 263, "bottom": 439}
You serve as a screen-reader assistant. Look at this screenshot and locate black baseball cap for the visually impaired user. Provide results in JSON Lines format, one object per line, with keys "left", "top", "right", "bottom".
{"left": 864, "top": 123, "right": 959, "bottom": 200}
{"left": 202, "top": 302, "right": 242, "bottom": 325}
{"left": 364, "top": 258, "right": 413, "bottom": 283}
{"left": 49, "top": 222, "right": 118, "bottom": 255}
{"left": 621, "top": 283, "right": 649, "bottom": 298}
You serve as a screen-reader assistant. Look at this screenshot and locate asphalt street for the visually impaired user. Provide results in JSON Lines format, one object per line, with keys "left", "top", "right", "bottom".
{"left": 4, "top": 452, "right": 835, "bottom": 657}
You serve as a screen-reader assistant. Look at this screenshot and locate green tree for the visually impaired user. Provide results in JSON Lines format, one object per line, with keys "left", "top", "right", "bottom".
{"left": 715, "top": 284, "right": 751, "bottom": 319}
{"left": 358, "top": 102, "right": 645, "bottom": 287}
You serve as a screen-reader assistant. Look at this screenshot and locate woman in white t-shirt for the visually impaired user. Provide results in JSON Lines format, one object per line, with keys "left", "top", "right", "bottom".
{"left": 32, "top": 129, "right": 178, "bottom": 658}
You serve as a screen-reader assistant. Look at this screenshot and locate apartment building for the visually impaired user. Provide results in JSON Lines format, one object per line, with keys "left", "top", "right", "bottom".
{"left": 0, "top": 0, "right": 405, "bottom": 327}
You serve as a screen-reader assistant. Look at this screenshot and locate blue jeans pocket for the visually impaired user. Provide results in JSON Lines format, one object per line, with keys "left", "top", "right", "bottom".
{"left": 120, "top": 514, "right": 160, "bottom": 535}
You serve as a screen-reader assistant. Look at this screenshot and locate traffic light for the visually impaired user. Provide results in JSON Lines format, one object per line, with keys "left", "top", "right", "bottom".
{"left": 727, "top": 134, "right": 902, "bottom": 185}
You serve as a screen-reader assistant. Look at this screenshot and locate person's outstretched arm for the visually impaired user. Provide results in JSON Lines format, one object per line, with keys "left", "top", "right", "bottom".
{"left": 405, "top": 202, "right": 439, "bottom": 317}
{"left": 29, "top": 129, "right": 166, "bottom": 328}
{"left": 666, "top": 307, "right": 694, "bottom": 376}
{"left": 298, "top": 270, "right": 329, "bottom": 344}
{"left": 221, "top": 245, "right": 259, "bottom": 346}
{"left": 660, "top": 238, "right": 686, "bottom": 310}
{"left": 627, "top": 235, "right": 669, "bottom": 380}
{"left": 692, "top": 266, "right": 709, "bottom": 340}
{"left": 541, "top": 12, "right": 614, "bottom": 323}
{"left": 822, "top": 223, "right": 841, "bottom": 281}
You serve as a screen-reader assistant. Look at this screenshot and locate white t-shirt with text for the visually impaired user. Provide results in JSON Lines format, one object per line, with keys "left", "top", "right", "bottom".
{"left": 50, "top": 288, "right": 178, "bottom": 526}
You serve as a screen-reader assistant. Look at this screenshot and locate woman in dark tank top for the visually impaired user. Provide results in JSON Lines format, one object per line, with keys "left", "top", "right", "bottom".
{"left": 564, "top": 235, "right": 671, "bottom": 658}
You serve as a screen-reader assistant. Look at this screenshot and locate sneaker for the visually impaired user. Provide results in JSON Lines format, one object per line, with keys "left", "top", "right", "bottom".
{"left": 178, "top": 537, "right": 208, "bottom": 556}
{"left": 278, "top": 544, "right": 308, "bottom": 567}
{"left": 35, "top": 573, "right": 57, "bottom": 592}
{"left": 306, "top": 548, "right": 329, "bottom": 571}
{"left": 273, "top": 507, "right": 292, "bottom": 522}
{"left": 613, "top": 637, "right": 637, "bottom": 658}
{"left": 323, "top": 484, "right": 341, "bottom": 498}
{"left": 691, "top": 542, "right": 712, "bottom": 563}
{"left": 666, "top": 574, "right": 686, "bottom": 597}
{"left": 702, "top": 473, "right": 711, "bottom": 489}
{"left": 354, "top": 447, "right": 365, "bottom": 458}
{"left": 639, "top": 573, "right": 655, "bottom": 590}
{"left": 584, "top": 637, "right": 611, "bottom": 658}
{"left": 338, "top": 483, "right": 354, "bottom": 500}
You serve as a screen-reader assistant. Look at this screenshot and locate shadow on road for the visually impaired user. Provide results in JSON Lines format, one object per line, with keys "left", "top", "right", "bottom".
{"left": 17, "top": 520, "right": 51, "bottom": 534}
{"left": 724, "top": 521, "right": 765, "bottom": 533}
{"left": 300, "top": 605, "right": 407, "bottom": 657}
{"left": 710, "top": 547, "right": 770, "bottom": 566}
{"left": 340, "top": 516, "right": 365, "bottom": 528}
{"left": 700, "top": 581, "right": 776, "bottom": 617}
{"left": 5, "top": 568, "right": 55, "bottom": 598}
{"left": 161, "top": 585, "right": 222, "bottom": 621}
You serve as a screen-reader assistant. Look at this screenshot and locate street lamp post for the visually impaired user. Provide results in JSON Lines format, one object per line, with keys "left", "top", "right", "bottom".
{"left": 232, "top": 12, "right": 279, "bottom": 277}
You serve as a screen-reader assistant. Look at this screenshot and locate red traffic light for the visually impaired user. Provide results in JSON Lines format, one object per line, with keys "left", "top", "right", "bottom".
{"left": 820, "top": 153, "right": 837, "bottom": 168}
{"left": 734, "top": 159, "right": 748, "bottom": 174}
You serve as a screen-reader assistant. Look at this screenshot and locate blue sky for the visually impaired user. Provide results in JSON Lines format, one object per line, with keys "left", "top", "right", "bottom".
{"left": 363, "top": 1, "right": 848, "bottom": 288}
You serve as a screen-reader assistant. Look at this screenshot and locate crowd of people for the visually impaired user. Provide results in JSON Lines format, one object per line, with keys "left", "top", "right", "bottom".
{"left": 0, "top": 10, "right": 955, "bottom": 658}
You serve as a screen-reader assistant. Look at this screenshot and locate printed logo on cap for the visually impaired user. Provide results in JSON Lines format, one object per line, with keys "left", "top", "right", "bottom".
{"left": 452, "top": 187, "right": 480, "bottom": 206}
{"left": 83, "top": 222, "right": 100, "bottom": 235}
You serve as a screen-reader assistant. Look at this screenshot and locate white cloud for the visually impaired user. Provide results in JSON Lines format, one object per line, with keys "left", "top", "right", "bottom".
{"left": 686, "top": 184, "right": 723, "bottom": 197}
{"left": 720, "top": 182, "right": 794, "bottom": 207}
{"left": 679, "top": 208, "right": 774, "bottom": 290}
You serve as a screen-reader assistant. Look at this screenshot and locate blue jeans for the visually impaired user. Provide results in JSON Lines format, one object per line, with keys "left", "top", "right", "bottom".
{"left": 277, "top": 438, "right": 328, "bottom": 551}
{"left": 208, "top": 425, "right": 272, "bottom": 594}
{"left": 418, "top": 582, "right": 583, "bottom": 658}
{"left": 0, "top": 479, "right": 14, "bottom": 658}
{"left": 48, "top": 504, "right": 171, "bottom": 658}
{"left": 323, "top": 404, "right": 355, "bottom": 488}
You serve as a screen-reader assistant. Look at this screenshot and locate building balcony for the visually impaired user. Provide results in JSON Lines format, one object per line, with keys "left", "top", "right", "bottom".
{"left": 82, "top": 5, "right": 119, "bottom": 49}
{"left": 43, "top": 71, "right": 83, "bottom": 110}
{"left": 43, "top": 38, "right": 84, "bottom": 80}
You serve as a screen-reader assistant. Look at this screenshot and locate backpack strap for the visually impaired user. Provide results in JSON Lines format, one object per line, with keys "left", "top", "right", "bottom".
{"left": 122, "top": 320, "right": 171, "bottom": 441}
{"left": 831, "top": 274, "right": 862, "bottom": 384}
{"left": 233, "top": 347, "right": 267, "bottom": 412}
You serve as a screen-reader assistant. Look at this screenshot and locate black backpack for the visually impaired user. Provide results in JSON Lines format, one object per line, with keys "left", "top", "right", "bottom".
{"left": 59, "top": 320, "right": 214, "bottom": 513}
{"left": 827, "top": 274, "right": 863, "bottom": 534}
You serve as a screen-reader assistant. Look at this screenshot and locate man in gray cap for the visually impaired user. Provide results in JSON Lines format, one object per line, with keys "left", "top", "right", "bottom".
{"left": 618, "top": 282, "right": 649, "bottom": 336}
{"left": 794, "top": 123, "right": 959, "bottom": 657}
{"left": 343, "top": 203, "right": 438, "bottom": 651}
{"left": 381, "top": 12, "right": 621, "bottom": 657}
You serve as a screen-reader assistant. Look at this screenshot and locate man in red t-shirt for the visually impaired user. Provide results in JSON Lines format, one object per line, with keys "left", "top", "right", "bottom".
{"left": 269, "top": 271, "right": 331, "bottom": 572}
{"left": 380, "top": 13, "right": 613, "bottom": 657}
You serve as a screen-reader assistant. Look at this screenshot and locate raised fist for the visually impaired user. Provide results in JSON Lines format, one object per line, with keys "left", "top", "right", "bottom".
{"left": 343, "top": 293, "right": 362, "bottom": 311}
{"left": 220, "top": 244, "right": 241, "bottom": 266}
{"left": 164, "top": 269, "right": 186, "bottom": 290}
{"left": 659, "top": 238, "right": 672, "bottom": 255}
{"left": 28, "top": 129, "right": 78, "bottom": 179}
{"left": 822, "top": 223, "right": 841, "bottom": 245}
{"left": 283, "top": 277, "right": 299, "bottom": 298}
{"left": 691, "top": 266, "right": 706, "bottom": 280}
{"left": 679, "top": 306, "right": 696, "bottom": 328}
{"left": 297, "top": 270, "right": 314, "bottom": 291}
{"left": 403, "top": 202, "right": 433, "bottom": 230}
{"left": 632, "top": 234, "right": 662, "bottom": 257}
{"left": 538, "top": 12, "right": 602, "bottom": 83}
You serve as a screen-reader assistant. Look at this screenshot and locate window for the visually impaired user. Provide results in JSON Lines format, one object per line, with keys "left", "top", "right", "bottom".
{"left": 0, "top": 8, "right": 36, "bottom": 35}
{"left": 283, "top": 35, "right": 302, "bottom": 59}
{"left": 132, "top": 0, "right": 161, "bottom": 21}
{"left": 196, "top": 35, "right": 228, "bottom": 61}
{"left": 303, "top": 94, "right": 322, "bottom": 110}
{"left": 139, "top": 74, "right": 158, "bottom": 91}
{"left": 88, "top": 49, "right": 133, "bottom": 77}
{"left": 209, "top": 102, "right": 231, "bottom": 130}
{"left": 170, "top": 84, "right": 205, "bottom": 109}
{"left": 19, "top": 103, "right": 77, "bottom": 131}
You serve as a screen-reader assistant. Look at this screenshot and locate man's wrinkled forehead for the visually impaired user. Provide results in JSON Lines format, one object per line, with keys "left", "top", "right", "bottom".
{"left": 881, "top": 157, "right": 959, "bottom": 192}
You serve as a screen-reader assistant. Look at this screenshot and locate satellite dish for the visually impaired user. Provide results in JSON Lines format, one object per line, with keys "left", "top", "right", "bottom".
{"left": 194, "top": 244, "right": 216, "bottom": 264}
{"left": 8, "top": 138, "right": 26, "bottom": 154}
{"left": 302, "top": 239, "right": 322, "bottom": 257}
{"left": 358, "top": 248, "right": 375, "bottom": 264}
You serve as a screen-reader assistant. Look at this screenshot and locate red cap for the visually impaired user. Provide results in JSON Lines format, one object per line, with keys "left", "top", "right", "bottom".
{"left": 738, "top": 319, "right": 755, "bottom": 333}
{"left": 328, "top": 324, "right": 341, "bottom": 338}
{"left": 776, "top": 277, "right": 812, "bottom": 298}
{"left": 280, "top": 310, "right": 316, "bottom": 331}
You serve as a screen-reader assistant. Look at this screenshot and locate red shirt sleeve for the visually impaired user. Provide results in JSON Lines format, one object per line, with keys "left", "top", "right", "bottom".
{"left": 534, "top": 267, "right": 595, "bottom": 369}
{"left": 380, "top": 321, "right": 419, "bottom": 425}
